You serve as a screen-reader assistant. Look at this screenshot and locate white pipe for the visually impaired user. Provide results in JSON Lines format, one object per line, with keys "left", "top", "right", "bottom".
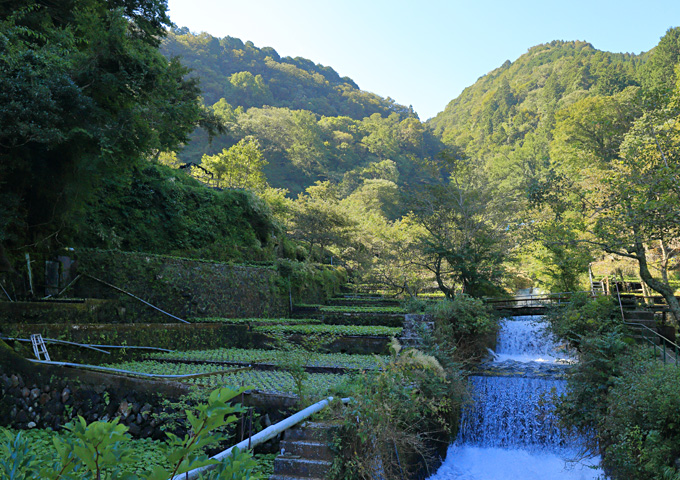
{"left": 1, "top": 336, "right": 174, "bottom": 353}
{"left": 28, "top": 359, "right": 245, "bottom": 380}
{"left": 3, "top": 336, "right": 111, "bottom": 354}
{"left": 170, "top": 396, "right": 351, "bottom": 480}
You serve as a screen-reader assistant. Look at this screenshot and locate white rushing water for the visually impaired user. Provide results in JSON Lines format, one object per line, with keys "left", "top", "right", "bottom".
{"left": 493, "top": 315, "right": 573, "bottom": 364}
{"left": 427, "top": 316, "right": 604, "bottom": 480}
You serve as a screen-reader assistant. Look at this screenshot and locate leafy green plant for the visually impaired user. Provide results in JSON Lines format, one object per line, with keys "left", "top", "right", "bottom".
{"left": 0, "top": 387, "right": 260, "bottom": 480}
{"left": 544, "top": 292, "right": 621, "bottom": 350}
{"left": 253, "top": 324, "right": 402, "bottom": 337}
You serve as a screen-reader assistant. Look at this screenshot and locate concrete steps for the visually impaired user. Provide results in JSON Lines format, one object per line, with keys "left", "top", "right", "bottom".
{"left": 270, "top": 422, "right": 339, "bottom": 480}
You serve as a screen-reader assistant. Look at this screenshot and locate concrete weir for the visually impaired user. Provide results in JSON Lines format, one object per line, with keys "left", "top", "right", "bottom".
{"left": 427, "top": 315, "right": 603, "bottom": 480}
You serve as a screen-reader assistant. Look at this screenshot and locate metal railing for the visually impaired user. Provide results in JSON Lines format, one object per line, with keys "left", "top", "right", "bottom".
{"left": 615, "top": 284, "right": 679, "bottom": 366}
{"left": 170, "top": 396, "right": 351, "bottom": 480}
{"left": 485, "top": 291, "right": 588, "bottom": 308}
{"left": 622, "top": 321, "right": 679, "bottom": 366}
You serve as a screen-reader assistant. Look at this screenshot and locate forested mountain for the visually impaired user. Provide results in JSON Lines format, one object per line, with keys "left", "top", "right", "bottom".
{"left": 160, "top": 30, "right": 437, "bottom": 196}
{"left": 429, "top": 40, "right": 644, "bottom": 156}
{"left": 161, "top": 29, "right": 413, "bottom": 119}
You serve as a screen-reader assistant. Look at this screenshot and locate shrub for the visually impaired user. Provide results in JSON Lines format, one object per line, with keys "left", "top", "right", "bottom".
{"left": 602, "top": 361, "right": 680, "bottom": 480}
{"left": 327, "top": 348, "right": 465, "bottom": 480}
{"left": 426, "top": 295, "right": 497, "bottom": 338}
{"left": 421, "top": 295, "right": 498, "bottom": 361}
{"left": 544, "top": 292, "right": 621, "bottom": 350}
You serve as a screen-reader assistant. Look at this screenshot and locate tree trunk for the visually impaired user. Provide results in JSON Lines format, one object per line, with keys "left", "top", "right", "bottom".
{"left": 433, "top": 257, "right": 453, "bottom": 299}
{"left": 632, "top": 239, "right": 680, "bottom": 324}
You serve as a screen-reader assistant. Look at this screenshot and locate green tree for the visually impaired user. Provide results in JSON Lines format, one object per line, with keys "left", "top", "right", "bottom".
{"left": 0, "top": 0, "right": 215, "bottom": 248}
{"left": 410, "top": 157, "right": 509, "bottom": 298}
{"left": 289, "top": 182, "right": 356, "bottom": 262}
{"left": 224, "top": 71, "right": 273, "bottom": 108}
{"left": 199, "top": 138, "right": 269, "bottom": 191}
{"left": 545, "top": 56, "right": 680, "bottom": 320}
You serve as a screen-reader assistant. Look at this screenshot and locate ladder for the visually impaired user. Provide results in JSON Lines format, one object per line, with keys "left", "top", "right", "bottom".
{"left": 30, "top": 334, "right": 50, "bottom": 361}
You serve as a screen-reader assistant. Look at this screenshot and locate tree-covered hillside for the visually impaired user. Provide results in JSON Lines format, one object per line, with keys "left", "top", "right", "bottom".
{"left": 160, "top": 30, "right": 438, "bottom": 195}
{"left": 429, "top": 40, "right": 644, "bottom": 157}
{"left": 161, "top": 29, "right": 413, "bottom": 119}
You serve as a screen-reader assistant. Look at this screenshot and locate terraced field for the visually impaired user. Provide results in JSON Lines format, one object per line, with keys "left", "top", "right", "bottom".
{"left": 252, "top": 324, "right": 402, "bottom": 336}
{"left": 145, "top": 348, "right": 389, "bottom": 370}
{"left": 189, "top": 317, "right": 322, "bottom": 324}
{"left": 101, "top": 294, "right": 405, "bottom": 398}
{"left": 104, "top": 360, "right": 350, "bottom": 395}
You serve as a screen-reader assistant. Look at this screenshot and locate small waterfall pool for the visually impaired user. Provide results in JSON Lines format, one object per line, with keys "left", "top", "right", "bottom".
{"left": 427, "top": 315, "right": 604, "bottom": 480}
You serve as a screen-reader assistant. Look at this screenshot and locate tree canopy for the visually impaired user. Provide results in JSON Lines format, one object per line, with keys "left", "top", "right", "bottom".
{"left": 0, "top": 0, "right": 215, "bottom": 248}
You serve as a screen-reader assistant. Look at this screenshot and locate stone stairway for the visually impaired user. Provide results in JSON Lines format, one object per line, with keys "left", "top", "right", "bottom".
{"left": 270, "top": 422, "right": 338, "bottom": 480}
{"left": 400, "top": 313, "right": 433, "bottom": 348}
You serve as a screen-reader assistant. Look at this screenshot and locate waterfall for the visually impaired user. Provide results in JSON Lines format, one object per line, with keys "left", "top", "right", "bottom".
{"left": 459, "top": 376, "right": 566, "bottom": 449}
{"left": 427, "top": 316, "right": 603, "bottom": 480}
{"left": 493, "top": 315, "right": 573, "bottom": 363}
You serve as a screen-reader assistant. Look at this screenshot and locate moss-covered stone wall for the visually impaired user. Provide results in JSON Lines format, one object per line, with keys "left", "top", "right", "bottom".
{"left": 0, "top": 299, "right": 113, "bottom": 326}
{"left": 73, "top": 250, "right": 289, "bottom": 321}
{"left": 3, "top": 323, "right": 253, "bottom": 364}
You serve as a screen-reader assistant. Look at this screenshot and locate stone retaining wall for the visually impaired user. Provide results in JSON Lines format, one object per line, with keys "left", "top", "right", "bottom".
{"left": 0, "top": 371, "right": 187, "bottom": 439}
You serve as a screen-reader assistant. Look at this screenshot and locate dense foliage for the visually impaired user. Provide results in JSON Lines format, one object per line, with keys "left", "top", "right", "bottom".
{"left": 550, "top": 295, "right": 680, "bottom": 479}
{"left": 544, "top": 292, "right": 621, "bottom": 350}
{"left": 328, "top": 347, "right": 465, "bottom": 479}
{"left": 416, "top": 294, "right": 499, "bottom": 362}
{"left": 161, "top": 29, "right": 413, "bottom": 118}
{"left": 0, "top": 0, "right": 216, "bottom": 250}
{"left": 76, "top": 162, "right": 279, "bottom": 262}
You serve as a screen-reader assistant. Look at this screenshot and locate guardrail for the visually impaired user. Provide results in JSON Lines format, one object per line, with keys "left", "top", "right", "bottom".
{"left": 622, "top": 321, "right": 679, "bottom": 366}
{"left": 170, "top": 396, "right": 351, "bottom": 480}
{"left": 485, "top": 291, "right": 589, "bottom": 308}
{"left": 615, "top": 284, "right": 679, "bottom": 366}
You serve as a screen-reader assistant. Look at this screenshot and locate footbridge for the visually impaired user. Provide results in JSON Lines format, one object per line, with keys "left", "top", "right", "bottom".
{"left": 485, "top": 293, "right": 575, "bottom": 316}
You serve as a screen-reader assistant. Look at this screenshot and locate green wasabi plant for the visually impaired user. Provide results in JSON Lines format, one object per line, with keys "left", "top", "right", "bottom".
{"left": 0, "top": 387, "right": 261, "bottom": 480}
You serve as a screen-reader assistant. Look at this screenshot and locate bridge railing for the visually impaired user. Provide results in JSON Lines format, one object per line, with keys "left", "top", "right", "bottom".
{"left": 615, "top": 284, "right": 679, "bottom": 366}
{"left": 485, "top": 291, "right": 590, "bottom": 308}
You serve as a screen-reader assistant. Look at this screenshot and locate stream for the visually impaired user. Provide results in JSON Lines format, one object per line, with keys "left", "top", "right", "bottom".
{"left": 427, "top": 315, "right": 604, "bottom": 480}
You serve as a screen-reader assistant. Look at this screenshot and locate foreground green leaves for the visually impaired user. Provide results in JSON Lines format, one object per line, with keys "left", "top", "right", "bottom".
{"left": 0, "top": 387, "right": 260, "bottom": 480}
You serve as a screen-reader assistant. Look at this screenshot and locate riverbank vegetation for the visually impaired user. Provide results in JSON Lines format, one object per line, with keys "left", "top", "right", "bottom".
{"left": 547, "top": 295, "right": 680, "bottom": 479}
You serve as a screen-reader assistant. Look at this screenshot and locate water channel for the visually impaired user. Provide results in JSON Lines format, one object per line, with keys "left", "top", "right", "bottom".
{"left": 427, "top": 315, "right": 604, "bottom": 480}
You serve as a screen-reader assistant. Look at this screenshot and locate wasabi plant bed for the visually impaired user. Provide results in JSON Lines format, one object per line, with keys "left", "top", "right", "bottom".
{"left": 252, "top": 324, "right": 403, "bottom": 337}
{"left": 189, "top": 317, "right": 322, "bottom": 325}
{"left": 104, "top": 361, "right": 348, "bottom": 396}
{"left": 319, "top": 305, "right": 406, "bottom": 314}
{"left": 301, "top": 313, "right": 405, "bottom": 328}
{"left": 145, "top": 348, "right": 389, "bottom": 370}
{"left": 1, "top": 427, "right": 170, "bottom": 477}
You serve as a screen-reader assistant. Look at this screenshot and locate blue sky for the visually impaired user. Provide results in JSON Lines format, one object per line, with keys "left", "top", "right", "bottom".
{"left": 167, "top": 0, "right": 680, "bottom": 120}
